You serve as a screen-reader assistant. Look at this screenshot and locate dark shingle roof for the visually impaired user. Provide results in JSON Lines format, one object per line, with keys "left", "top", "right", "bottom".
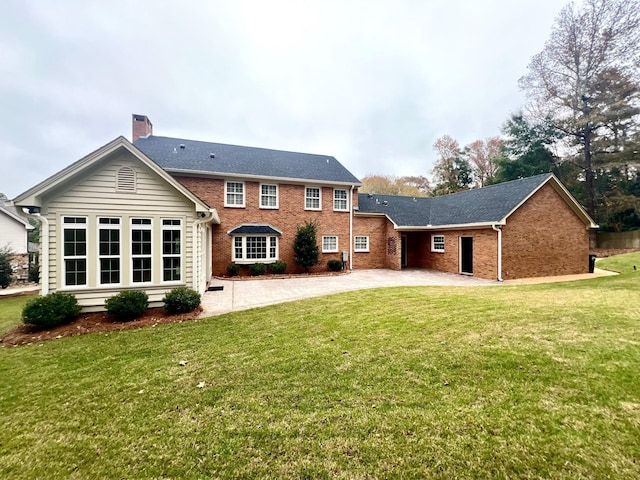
{"left": 357, "top": 173, "right": 554, "bottom": 227}
{"left": 134, "top": 136, "right": 361, "bottom": 185}
{"left": 228, "top": 224, "right": 282, "bottom": 235}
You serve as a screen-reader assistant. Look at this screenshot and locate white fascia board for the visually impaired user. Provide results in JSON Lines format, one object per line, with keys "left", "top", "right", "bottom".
{"left": 163, "top": 168, "right": 362, "bottom": 188}
{"left": 394, "top": 221, "right": 505, "bottom": 231}
{"left": 502, "top": 174, "right": 598, "bottom": 229}
{"left": 14, "top": 136, "right": 213, "bottom": 215}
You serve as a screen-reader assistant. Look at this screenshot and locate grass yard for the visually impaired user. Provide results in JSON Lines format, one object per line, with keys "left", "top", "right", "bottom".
{"left": 1, "top": 253, "right": 639, "bottom": 479}
{"left": 0, "top": 295, "right": 32, "bottom": 336}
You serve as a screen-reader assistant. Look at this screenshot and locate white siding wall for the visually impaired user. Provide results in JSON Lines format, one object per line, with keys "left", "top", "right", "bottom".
{"left": 0, "top": 212, "right": 29, "bottom": 254}
{"left": 42, "top": 151, "right": 200, "bottom": 311}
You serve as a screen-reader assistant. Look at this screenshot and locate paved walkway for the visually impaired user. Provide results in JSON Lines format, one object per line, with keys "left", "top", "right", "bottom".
{"left": 199, "top": 268, "right": 616, "bottom": 317}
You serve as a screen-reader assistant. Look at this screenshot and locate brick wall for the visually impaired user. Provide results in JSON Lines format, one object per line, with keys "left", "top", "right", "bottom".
{"left": 414, "top": 229, "right": 498, "bottom": 280}
{"left": 175, "top": 176, "right": 354, "bottom": 276}
{"left": 501, "top": 183, "right": 589, "bottom": 279}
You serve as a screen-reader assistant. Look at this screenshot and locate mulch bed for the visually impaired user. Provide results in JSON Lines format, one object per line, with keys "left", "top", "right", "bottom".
{"left": 1, "top": 307, "right": 202, "bottom": 347}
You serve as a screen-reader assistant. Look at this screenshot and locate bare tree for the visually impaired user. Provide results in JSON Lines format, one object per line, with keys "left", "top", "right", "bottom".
{"left": 360, "top": 175, "right": 431, "bottom": 197}
{"left": 465, "top": 137, "right": 502, "bottom": 187}
{"left": 519, "top": 0, "right": 640, "bottom": 217}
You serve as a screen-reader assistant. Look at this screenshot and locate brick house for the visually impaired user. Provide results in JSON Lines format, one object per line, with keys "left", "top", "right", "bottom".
{"left": 355, "top": 174, "right": 598, "bottom": 280}
{"left": 13, "top": 114, "right": 596, "bottom": 310}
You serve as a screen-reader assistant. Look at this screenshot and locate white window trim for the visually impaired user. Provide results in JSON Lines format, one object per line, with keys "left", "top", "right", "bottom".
{"left": 231, "top": 235, "right": 279, "bottom": 264}
{"left": 432, "top": 234, "right": 445, "bottom": 253}
{"left": 97, "top": 217, "right": 121, "bottom": 286}
{"left": 322, "top": 235, "right": 339, "bottom": 253}
{"left": 305, "top": 186, "right": 322, "bottom": 211}
{"left": 259, "top": 183, "right": 279, "bottom": 209}
{"left": 131, "top": 218, "right": 153, "bottom": 284}
{"left": 162, "top": 218, "right": 183, "bottom": 284}
{"left": 333, "top": 189, "right": 349, "bottom": 212}
{"left": 354, "top": 235, "right": 370, "bottom": 253}
{"left": 62, "top": 216, "right": 88, "bottom": 289}
{"left": 225, "top": 181, "right": 245, "bottom": 208}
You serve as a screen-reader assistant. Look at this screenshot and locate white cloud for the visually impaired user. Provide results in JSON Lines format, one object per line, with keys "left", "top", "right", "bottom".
{"left": 0, "top": 0, "right": 565, "bottom": 197}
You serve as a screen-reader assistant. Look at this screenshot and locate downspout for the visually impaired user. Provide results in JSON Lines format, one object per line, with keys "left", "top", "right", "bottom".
{"left": 192, "top": 210, "right": 216, "bottom": 292}
{"left": 349, "top": 184, "right": 354, "bottom": 271}
{"left": 34, "top": 213, "right": 49, "bottom": 295}
{"left": 492, "top": 224, "right": 503, "bottom": 282}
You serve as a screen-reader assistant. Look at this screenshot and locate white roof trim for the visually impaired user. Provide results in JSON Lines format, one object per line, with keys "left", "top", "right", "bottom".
{"left": 500, "top": 174, "right": 598, "bottom": 229}
{"left": 13, "top": 136, "right": 213, "bottom": 216}
{"left": 394, "top": 221, "right": 505, "bottom": 231}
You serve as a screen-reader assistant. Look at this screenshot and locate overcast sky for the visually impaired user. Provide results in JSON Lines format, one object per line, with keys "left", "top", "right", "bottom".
{"left": 1, "top": 0, "right": 567, "bottom": 199}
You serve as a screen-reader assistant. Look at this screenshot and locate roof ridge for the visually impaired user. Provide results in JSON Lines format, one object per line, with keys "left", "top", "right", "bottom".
{"left": 141, "top": 135, "right": 336, "bottom": 159}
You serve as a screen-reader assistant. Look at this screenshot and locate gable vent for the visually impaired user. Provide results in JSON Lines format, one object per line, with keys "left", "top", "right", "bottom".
{"left": 117, "top": 166, "right": 136, "bottom": 192}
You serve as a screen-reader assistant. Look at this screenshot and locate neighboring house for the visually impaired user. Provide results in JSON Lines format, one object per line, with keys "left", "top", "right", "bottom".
{"left": 13, "top": 114, "right": 597, "bottom": 311}
{"left": 0, "top": 196, "right": 34, "bottom": 254}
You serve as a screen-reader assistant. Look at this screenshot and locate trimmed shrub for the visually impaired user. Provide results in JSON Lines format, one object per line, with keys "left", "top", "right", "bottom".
{"left": 22, "top": 292, "right": 81, "bottom": 329}
{"left": 105, "top": 290, "right": 148, "bottom": 322}
{"left": 163, "top": 286, "right": 201, "bottom": 314}
{"left": 294, "top": 220, "right": 319, "bottom": 272}
{"left": 327, "top": 259, "right": 343, "bottom": 272}
{"left": 227, "top": 263, "right": 240, "bottom": 277}
{"left": 269, "top": 261, "right": 287, "bottom": 274}
{"left": 249, "top": 263, "right": 267, "bottom": 276}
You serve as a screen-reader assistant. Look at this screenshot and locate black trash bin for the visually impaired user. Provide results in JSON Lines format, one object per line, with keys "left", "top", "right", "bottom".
{"left": 589, "top": 254, "right": 597, "bottom": 273}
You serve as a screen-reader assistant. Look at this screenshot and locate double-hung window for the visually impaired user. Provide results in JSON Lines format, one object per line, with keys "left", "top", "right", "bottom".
{"left": 260, "top": 184, "right": 278, "bottom": 209}
{"left": 98, "top": 217, "right": 120, "bottom": 285}
{"left": 322, "top": 235, "right": 338, "bottom": 253}
{"left": 131, "top": 218, "right": 152, "bottom": 283}
{"left": 232, "top": 236, "right": 278, "bottom": 262}
{"left": 305, "top": 187, "right": 321, "bottom": 210}
{"left": 225, "top": 181, "right": 245, "bottom": 207}
{"left": 354, "top": 235, "right": 369, "bottom": 252}
{"left": 333, "top": 189, "right": 348, "bottom": 211}
{"left": 432, "top": 235, "right": 445, "bottom": 253}
{"left": 162, "top": 219, "right": 182, "bottom": 282}
{"left": 62, "top": 216, "right": 87, "bottom": 287}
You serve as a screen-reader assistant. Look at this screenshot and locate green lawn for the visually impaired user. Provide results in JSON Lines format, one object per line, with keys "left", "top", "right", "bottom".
{"left": 1, "top": 254, "right": 639, "bottom": 479}
{"left": 0, "top": 295, "right": 32, "bottom": 336}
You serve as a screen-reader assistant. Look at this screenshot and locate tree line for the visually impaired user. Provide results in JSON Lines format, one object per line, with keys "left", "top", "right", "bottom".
{"left": 361, "top": 0, "right": 640, "bottom": 232}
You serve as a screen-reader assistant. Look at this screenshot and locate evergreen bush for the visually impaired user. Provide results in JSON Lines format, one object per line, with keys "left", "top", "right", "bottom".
{"left": 249, "top": 263, "right": 267, "bottom": 276}
{"left": 22, "top": 292, "right": 81, "bottom": 329}
{"left": 293, "top": 220, "right": 319, "bottom": 272}
{"left": 105, "top": 290, "right": 148, "bottom": 322}
{"left": 0, "top": 248, "right": 13, "bottom": 288}
{"left": 163, "top": 287, "right": 201, "bottom": 314}
{"left": 269, "top": 261, "right": 287, "bottom": 274}
{"left": 327, "top": 259, "right": 343, "bottom": 272}
{"left": 227, "top": 263, "right": 240, "bottom": 277}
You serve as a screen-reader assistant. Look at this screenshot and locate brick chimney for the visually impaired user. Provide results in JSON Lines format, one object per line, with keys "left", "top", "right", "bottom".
{"left": 132, "top": 114, "right": 153, "bottom": 142}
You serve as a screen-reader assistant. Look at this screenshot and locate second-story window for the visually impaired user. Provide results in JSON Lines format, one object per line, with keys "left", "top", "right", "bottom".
{"left": 225, "top": 181, "right": 245, "bottom": 207}
{"left": 260, "top": 184, "right": 278, "bottom": 209}
{"left": 305, "top": 187, "right": 321, "bottom": 210}
{"left": 333, "top": 189, "right": 348, "bottom": 211}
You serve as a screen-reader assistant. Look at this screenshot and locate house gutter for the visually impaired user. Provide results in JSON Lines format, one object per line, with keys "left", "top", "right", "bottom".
{"left": 192, "top": 209, "right": 218, "bottom": 291}
{"left": 349, "top": 185, "right": 355, "bottom": 270}
{"left": 33, "top": 213, "right": 49, "bottom": 295}
{"left": 492, "top": 224, "right": 503, "bottom": 282}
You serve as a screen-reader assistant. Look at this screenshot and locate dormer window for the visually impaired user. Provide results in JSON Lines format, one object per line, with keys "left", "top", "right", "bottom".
{"left": 117, "top": 166, "right": 136, "bottom": 192}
